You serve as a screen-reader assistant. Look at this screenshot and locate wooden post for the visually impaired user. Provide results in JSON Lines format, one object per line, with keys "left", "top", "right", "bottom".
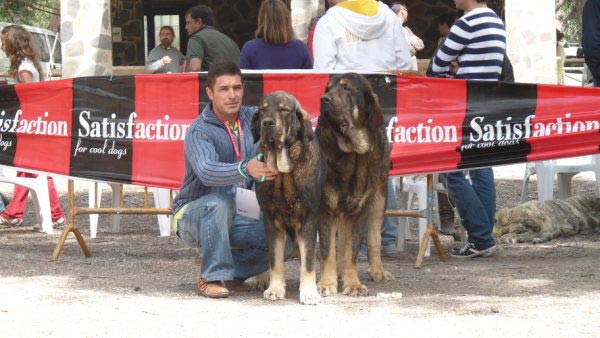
{"left": 414, "top": 174, "right": 447, "bottom": 268}
{"left": 51, "top": 179, "right": 92, "bottom": 261}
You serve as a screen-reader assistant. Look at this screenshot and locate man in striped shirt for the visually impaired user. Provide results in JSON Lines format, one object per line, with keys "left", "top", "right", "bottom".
{"left": 431, "top": 0, "right": 506, "bottom": 258}
{"left": 172, "top": 61, "right": 279, "bottom": 298}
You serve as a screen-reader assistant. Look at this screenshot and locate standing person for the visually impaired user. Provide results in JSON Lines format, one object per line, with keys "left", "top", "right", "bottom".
{"left": 435, "top": 14, "right": 456, "bottom": 43}
{"left": 172, "top": 60, "right": 281, "bottom": 298}
{"left": 312, "top": 0, "right": 412, "bottom": 71}
{"left": 240, "top": 0, "right": 312, "bottom": 70}
{"left": 431, "top": 0, "right": 506, "bottom": 258}
{"left": 556, "top": 29, "right": 566, "bottom": 85}
{"left": 583, "top": 0, "right": 600, "bottom": 86}
{"left": 391, "top": 2, "right": 424, "bottom": 71}
{"left": 0, "top": 25, "right": 65, "bottom": 228}
{"left": 184, "top": 5, "right": 240, "bottom": 72}
{"left": 145, "top": 26, "right": 185, "bottom": 74}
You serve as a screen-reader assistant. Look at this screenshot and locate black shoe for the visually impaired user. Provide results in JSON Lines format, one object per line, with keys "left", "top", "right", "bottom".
{"left": 451, "top": 241, "right": 496, "bottom": 258}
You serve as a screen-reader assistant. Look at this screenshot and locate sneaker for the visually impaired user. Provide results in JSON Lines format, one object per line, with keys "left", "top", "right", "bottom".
{"left": 381, "top": 244, "right": 398, "bottom": 257}
{"left": 0, "top": 214, "right": 22, "bottom": 227}
{"left": 450, "top": 241, "right": 496, "bottom": 258}
{"left": 52, "top": 217, "right": 66, "bottom": 228}
{"left": 358, "top": 244, "right": 397, "bottom": 261}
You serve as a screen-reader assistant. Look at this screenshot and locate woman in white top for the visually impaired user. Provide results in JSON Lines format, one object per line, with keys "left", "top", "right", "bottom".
{"left": 391, "top": 2, "right": 425, "bottom": 71}
{"left": 0, "top": 24, "right": 65, "bottom": 227}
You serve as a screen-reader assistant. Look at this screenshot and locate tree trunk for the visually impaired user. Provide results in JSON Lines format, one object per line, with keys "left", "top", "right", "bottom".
{"left": 48, "top": 0, "right": 60, "bottom": 32}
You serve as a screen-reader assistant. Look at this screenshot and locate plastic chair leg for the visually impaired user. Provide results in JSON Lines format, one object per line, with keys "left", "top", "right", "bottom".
{"left": 88, "top": 182, "right": 122, "bottom": 237}
{"left": 152, "top": 188, "right": 171, "bottom": 236}
{"left": 29, "top": 175, "right": 53, "bottom": 234}
{"left": 88, "top": 182, "right": 102, "bottom": 238}
{"left": 535, "top": 162, "right": 555, "bottom": 201}
{"left": 557, "top": 172, "right": 577, "bottom": 199}
{"left": 109, "top": 183, "right": 122, "bottom": 233}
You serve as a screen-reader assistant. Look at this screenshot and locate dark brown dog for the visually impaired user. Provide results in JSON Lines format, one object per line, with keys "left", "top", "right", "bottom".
{"left": 316, "top": 73, "right": 392, "bottom": 297}
{"left": 251, "top": 91, "right": 326, "bottom": 305}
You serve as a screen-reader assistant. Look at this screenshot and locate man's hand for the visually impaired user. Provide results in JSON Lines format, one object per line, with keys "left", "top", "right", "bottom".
{"left": 161, "top": 56, "right": 172, "bottom": 65}
{"left": 186, "top": 58, "right": 202, "bottom": 72}
{"left": 246, "top": 158, "right": 278, "bottom": 181}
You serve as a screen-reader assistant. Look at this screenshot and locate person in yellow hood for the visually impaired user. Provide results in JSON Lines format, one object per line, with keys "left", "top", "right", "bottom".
{"left": 312, "top": 0, "right": 412, "bottom": 71}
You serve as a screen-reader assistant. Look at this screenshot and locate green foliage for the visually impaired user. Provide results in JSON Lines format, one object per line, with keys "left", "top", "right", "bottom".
{"left": 556, "top": 0, "right": 585, "bottom": 44}
{"left": 0, "top": 0, "right": 57, "bottom": 29}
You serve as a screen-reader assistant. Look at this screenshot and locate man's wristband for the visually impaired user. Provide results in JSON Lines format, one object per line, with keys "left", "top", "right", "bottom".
{"left": 237, "top": 158, "right": 250, "bottom": 179}
{"left": 237, "top": 156, "right": 266, "bottom": 183}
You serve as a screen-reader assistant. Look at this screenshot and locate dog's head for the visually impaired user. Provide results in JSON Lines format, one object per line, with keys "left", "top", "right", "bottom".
{"left": 251, "top": 90, "right": 313, "bottom": 174}
{"left": 319, "top": 73, "right": 384, "bottom": 154}
{"left": 493, "top": 204, "right": 544, "bottom": 238}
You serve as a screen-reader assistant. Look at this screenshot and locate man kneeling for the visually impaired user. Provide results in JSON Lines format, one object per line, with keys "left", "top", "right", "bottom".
{"left": 172, "top": 61, "right": 278, "bottom": 298}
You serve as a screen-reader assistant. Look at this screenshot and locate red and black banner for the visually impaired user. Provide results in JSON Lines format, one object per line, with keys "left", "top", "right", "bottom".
{"left": 1, "top": 72, "right": 600, "bottom": 189}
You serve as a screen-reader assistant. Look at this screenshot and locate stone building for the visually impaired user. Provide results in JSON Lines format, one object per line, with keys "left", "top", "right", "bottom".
{"left": 61, "top": 0, "right": 556, "bottom": 84}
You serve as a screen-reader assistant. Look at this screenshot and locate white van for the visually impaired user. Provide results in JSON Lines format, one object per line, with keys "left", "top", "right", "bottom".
{"left": 0, "top": 22, "right": 62, "bottom": 84}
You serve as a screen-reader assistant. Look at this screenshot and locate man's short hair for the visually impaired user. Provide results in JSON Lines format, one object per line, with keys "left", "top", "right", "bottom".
{"left": 435, "top": 14, "right": 455, "bottom": 27}
{"left": 390, "top": 2, "right": 407, "bottom": 14}
{"left": 186, "top": 5, "right": 214, "bottom": 26}
{"left": 159, "top": 26, "right": 175, "bottom": 36}
{"left": 206, "top": 60, "right": 242, "bottom": 89}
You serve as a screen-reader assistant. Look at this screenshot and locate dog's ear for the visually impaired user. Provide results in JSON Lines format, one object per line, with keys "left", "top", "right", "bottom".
{"left": 365, "top": 90, "right": 384, "bottom": 132}
{"left": 294, "top": 99, "right": 314, "bottom": 144}
{"left": 251, "top": 105, "right": 261, "bottom": 143}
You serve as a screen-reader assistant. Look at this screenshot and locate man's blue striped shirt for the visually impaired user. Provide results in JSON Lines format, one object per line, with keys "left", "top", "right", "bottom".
{"left": 432, "top": 7, "right": 506, "bottom": 81}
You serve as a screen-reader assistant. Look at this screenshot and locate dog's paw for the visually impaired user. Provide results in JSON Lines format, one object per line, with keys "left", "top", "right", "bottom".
{"left": 499, "top": 234, "right": 517, "bottom": 244}
{"left": 368, "top": 269, "right": 393, "bottom": 282}
{"left": 342, "top": 283, "right": 369, "bottom": 297}
{"left": 299, "top": 286, "right": 321, "bottom": 305}
{"left": 246, "top": 271, "right": 269, "bottom": 291}
{"left": 317, "top": 282, "right": 338, "bottom": 297}
{"left": 264, "top": 285, "right": 286, "bottom": 301}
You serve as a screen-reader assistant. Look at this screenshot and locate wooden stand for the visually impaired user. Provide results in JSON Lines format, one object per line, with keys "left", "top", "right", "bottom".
{"left": 384, "top": 174, "right": 447, "bottom": 268}
{"left": 51, "top": 179, "right": 173, "bottom": 261}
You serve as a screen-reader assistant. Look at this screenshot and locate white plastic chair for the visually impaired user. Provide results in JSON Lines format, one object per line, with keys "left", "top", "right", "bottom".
{"left": 88, "top": 182, "right": 172, "bottom": 238}
{"left": 0, "top": 167, "right": 53, "bottom": 234}
{"left": 521, "top": 155, "right": 600, "bottom": 202}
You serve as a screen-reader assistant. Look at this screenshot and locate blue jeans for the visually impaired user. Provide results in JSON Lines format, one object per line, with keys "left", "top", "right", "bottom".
{"left": 361, "top": 178, "right": 398, "bottom": 252}
{"left": 440, "top": 168, "right": 496, "bottom": 246}
{"left": 177, "top": 192, "right": 273, "bottom": 282}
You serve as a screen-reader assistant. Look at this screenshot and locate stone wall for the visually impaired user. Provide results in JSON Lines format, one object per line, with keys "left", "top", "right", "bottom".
{"left": 505, "top": 0, "right": 557, "bottom": 84}
{"left": 61, "top": 0, "right": 112, "bottom": 78}
{"left": 111, "top": 0, "right": 144, "bottom": 67}
{"left": 291, "top": 0, "right": 324, "bottom": 41}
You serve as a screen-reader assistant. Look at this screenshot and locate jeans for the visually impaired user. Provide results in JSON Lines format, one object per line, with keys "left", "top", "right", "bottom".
{"left": 381, "top": 178, "right": 399, "bottom": 246}
{"left": 361, "top": 178, "right": 398, "bottom": 252}
{"left": 440, "top": 168, "right": 496, "bottom": 246}
{"left": 2, "top": 172, "right": 64, "bottom": 220}
{"left": 177, "top": 192, "right": 288, "bottom": 282}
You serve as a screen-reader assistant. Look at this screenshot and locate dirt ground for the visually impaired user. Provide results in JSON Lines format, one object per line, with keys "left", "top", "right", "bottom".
{"left": 1, "top": 165, "right": 599, "bottom": 337}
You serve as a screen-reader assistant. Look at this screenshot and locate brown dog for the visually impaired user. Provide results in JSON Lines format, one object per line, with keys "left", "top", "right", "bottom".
{"left": 494, "top": 195, "right": 600, "bottom": 244}
{"left": 251, "top": 91, "right": 326, "bottom": 305}
{"left": 316, "top": 73, "right": 392, "bottom": 297}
